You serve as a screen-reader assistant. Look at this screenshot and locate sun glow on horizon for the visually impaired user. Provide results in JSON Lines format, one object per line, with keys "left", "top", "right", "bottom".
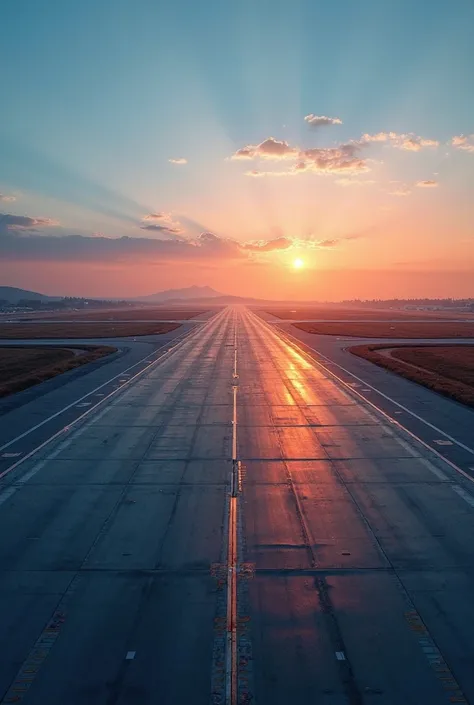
{"left": 293, "top": 258, "right": 304, "bottom": 269}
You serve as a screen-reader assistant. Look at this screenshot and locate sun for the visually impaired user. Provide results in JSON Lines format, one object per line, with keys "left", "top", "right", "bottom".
{"left": 293, "top": 257, "right": 304, "bottom": 269}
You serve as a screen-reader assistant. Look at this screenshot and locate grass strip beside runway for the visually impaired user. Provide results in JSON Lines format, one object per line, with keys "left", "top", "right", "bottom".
{"left": 350, "top": 344, "right": 474, "bottom": 407}
{"left": 0, "top": 345, "right": 116, "bottom": 397}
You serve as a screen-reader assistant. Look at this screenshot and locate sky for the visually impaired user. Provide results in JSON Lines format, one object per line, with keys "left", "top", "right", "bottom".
{"left": 1, "top": 0, "right": 473, "bottom": 300}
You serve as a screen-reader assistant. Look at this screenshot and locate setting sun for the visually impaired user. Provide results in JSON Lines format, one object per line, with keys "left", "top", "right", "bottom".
{"left": 293, "top": 258, "right": 304, "bottom": 269}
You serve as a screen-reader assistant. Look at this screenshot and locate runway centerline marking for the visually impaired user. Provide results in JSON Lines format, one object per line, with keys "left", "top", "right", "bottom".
{"left": 226, "top": 311, "right": 239, "bottom": 705}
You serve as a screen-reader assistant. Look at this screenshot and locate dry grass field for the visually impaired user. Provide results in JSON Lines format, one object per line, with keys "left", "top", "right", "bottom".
{"left": 0, "top": 346, "right": 115, "bottom": 398}
{"left": 293, "top": 321, "right": 474, "bottom": 338}
{"left": 350, "top": 344, "right": 474, "bottom": 407}
{"left": 0, "top": 322, "right": 180, "bottom": 339}
{"left": 17, "top": 308, "right": 208, "bottom": 322}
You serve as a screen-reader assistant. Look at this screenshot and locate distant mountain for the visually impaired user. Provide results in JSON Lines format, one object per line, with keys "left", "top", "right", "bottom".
{"left": 0, "top": 286, "right": 57, "bottom": 304}
{"left": 135, "top": 285, "right": 224, "bottom": 302}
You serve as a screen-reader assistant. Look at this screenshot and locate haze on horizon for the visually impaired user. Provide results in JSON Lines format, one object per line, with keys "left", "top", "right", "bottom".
{"left": 1, "top": 0, "right": 473, "bottom": 300}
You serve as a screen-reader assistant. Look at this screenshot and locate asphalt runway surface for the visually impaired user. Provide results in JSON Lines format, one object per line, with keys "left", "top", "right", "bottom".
{"left": 0, "top": 317, "right": 210, "bottom": 467}
{"left": 263, "top": 313, "right": 474, "bottom": 477}
{"left": 1, "top": 306, "right": 474, "bottom": 704}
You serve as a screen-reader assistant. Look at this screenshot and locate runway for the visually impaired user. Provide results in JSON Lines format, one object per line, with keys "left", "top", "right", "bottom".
{"left": 0, "top": 319, "right": 204, "bottom": 466}
{"left": 266, "top": 315, "right": 474, "bottom": 476}
{"left": 1, "top": 306, "right": 474, "bottom": 704}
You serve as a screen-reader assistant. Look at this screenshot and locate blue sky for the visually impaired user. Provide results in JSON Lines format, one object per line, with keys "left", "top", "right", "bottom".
{"left": 1, "top": 0, "right": 473, "bottom": 298}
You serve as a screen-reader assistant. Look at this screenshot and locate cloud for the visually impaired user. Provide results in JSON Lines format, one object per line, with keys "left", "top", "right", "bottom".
{"left": 0, "top": 203, "right": 369, "bottom": 268}
{"left": 315, "top": 239, "right": 339, "bottom": 247}
{"left": 239, "top": 140, "right": 369, "bottom": 175}
{"left": 451, "top": 135, "right": 474, "bottom": 153}
{"left": 140, "top": 212, "right": 183, "bottom": 235}
{"left": 0, "top": 217, "right": 301, "bottom": 265}
{"left": 416, "top": 180, "right": 438, "bottom": 188}
{"left": 296, "top": 143, "right": 368, "bottom": 174}
{"left": 304, "top": 114, "right": 343, "bottom": 128}
{"left": 335, "top": 178, "right": 376, "bottom": 186}
{"left": 142, "top": 213, "right": 169, "bottom": 221}
{"left": 389, "top": 184, "right": 411, "bottom": 196}
{"left": 360, "top": 132, "right": 393, "bottom": 143}
{"left": 232, "top": 137, "right": 299, "bottom": 160}
{"left": 245, "top": 169, "right": 297, "bottom": 177}
{"left": 0, "top": 229, "right": 241, "bottom": 264}
{"left": 0, "top": 193, "right": 16, "bottom": 202}
{"left": 361, "top": 132, "right": 439, "bottom": 151}
{"left": 168, "top": 158, "right": 188, "bottom": 164}
{"left": 402, "top": 137, "right": 439, "bottom": 151}
{"left": 140, "top": 223, "right": 183, "bottom": 234}
{"left": 242, "top": 237, "right": 293, "bottom": 252}
{"left": 0, "top": 212, "right": 59, "bottom": 230}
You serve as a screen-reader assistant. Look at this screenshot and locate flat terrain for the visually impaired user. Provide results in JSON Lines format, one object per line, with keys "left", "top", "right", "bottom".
{"left": 294, "top": 320, "right": 474, "bottom": 338}
{"left": 1, "top": 308, "right": 474, "bottom": 704}
{"left": 0, "top": 346, "right": 114, "bottom": 397}
{"left": 351, "top": 344, "right": 474, "bottom": 407}
{"left": 12, "top": 308, "right": 209, "bottom": 322}
{"left": 265, "top": 307, "right": 474, "bottom": 321}
{"left": 0, "top": 322, "right": 180, "bottom": 339}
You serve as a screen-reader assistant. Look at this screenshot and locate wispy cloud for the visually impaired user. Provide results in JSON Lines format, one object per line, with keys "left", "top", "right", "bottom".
{"left": 245, "top": 169, "right": 297, "bottom": 177}
{"left": 242, "top": 237, "right": 293, "bottom": 252}
{"left": 416, "top": 180, "right": 439, "bottom": 188}
{"left": 314, "top": 239, "right": 339, "bottom": 248}
{"left": 304, "top": 114, "right": 342, "bottom": 128}
{"left": 403, "top": 137, "right": 439, "bottom": 151}
{"left": 140, "top": 213, "right": 183, "bottom": 235}
{"left": 0, "top": 213, "right": 59, "bottom": 230}
{"left": 361, "top": 132, "right": 439, "bottom": 151}
{"left": 142, "top": 213, "right": 169, "bottom": 221}
{"left": 306, "top": 232, "right": 367, "bottom": 248}
{"left": 232, "top": 137, "right": 299, "bottom": 160}
{"left": 0, "top": 193, "right": 16, "bottom": 202}
{"left": 388, "top": 183, "right": 412, "bottom": 196}
{"left": 168, "top": 158, "right": 188, "bottom": 165}
{"left": 451, "top": 135, "right": 474, "bottom": 153}
{"left": 335, "top": 178, "right": 376, "bottom": 186}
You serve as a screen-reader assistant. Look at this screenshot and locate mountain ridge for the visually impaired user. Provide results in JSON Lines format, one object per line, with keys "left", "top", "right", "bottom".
{"left": 0, "top": 286, "right": 58, "bottom": 303}
{"left": 133, "top": 285, "right": 223, "bottom": 302}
